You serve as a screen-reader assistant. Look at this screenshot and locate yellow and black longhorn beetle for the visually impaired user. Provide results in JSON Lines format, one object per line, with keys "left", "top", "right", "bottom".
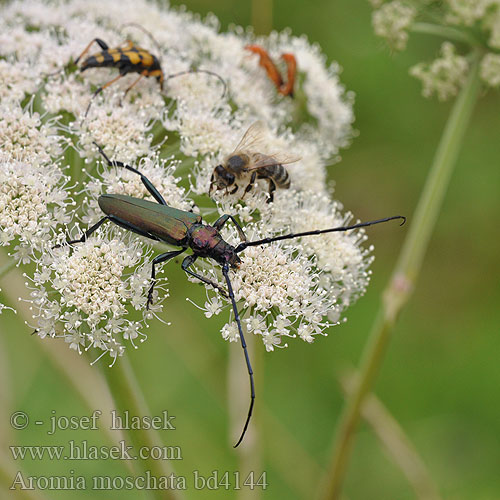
{"left": 73, "top": 34, "right": 226, "bottom": 117}
{"left": 75, "top": 38, "right": 164, "bottom": 100}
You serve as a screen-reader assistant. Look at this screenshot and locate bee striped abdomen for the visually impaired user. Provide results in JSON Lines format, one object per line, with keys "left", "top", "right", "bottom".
{"left": 259, "top": 164, "right": 290, "bottom": 189}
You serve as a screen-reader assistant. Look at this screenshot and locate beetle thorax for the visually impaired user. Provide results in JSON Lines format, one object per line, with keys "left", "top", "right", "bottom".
{"left": 188, "top": 225, "right": 240, "bottom": 268}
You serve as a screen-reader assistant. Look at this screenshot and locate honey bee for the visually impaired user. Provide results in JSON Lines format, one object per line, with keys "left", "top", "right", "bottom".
{"left": 209, "top": 122, "right": 300, "bottom": 203}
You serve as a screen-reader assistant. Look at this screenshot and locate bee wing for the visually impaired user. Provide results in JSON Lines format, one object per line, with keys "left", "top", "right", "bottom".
{"left": 231, "top": 121, "right": 269, "bottom": 155}
{"left": 246, "top": 152, "right": 301, "bottom": 170}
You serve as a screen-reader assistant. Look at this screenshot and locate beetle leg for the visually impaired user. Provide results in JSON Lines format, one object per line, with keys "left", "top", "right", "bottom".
{"left": 122, "top": 74, "right": 144, "bottom": 101}
{"left": 213, "top": 214, "right": 247, "bottom": 242}
{"left": 242, "top": 171, "right": 257, "bottom": 199}
{"left": 54, "top": 216, "right": 111, "bottom": 248}
{"left": 208, "top": 173, "right": 216, "bottom": 196}
{"left": 74, "top": 38, "right": 109, "bottom": 66}
{"left": 93, "top": 142, "right": 168, "bottom": 206}
{"left": 122, "top": 40, "right": 134, "bottom": 50}
{"left": 181, "top": 255, "right": 228, "bottom": 297}
{"left": 84, "top": 74, "right": 124, "bottom": 118}
{"left": 147, "top": 249, "right": 185, "bottom": 309}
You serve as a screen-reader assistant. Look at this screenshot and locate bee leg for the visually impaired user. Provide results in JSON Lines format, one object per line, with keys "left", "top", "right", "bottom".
{"left": 241, "top": 171, "right": 257, "bottom": 199}
{"left": 74, "top": 38, "right": 109, "bottom": 66}
{"left": 266, "top": 179, "right": 276, "bottom": 203}
{"left": 229, "top": 185, "right": 239, "bottom": 195}
{"left": 84, "top": 74, "right": 124, "bottom": 118}
{"left": 213, "top": 214, "right": 247, "bottom": 242}
{"left": 209, "top": 173, "right": 216, "bottom": 196}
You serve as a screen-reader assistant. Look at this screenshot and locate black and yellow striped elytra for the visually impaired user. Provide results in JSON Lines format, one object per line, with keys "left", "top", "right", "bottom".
{"left": 74, "top": 38, "right": 164, "bottom": 107}
{"left": 79, "top": 39, "right": 164, "bottom": 86}
{"left": 74, "top": 37, "right": 226, "bottom": 119}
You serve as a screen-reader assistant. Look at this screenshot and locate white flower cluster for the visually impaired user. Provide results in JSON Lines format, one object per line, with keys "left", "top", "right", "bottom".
{"left": 372, "top": 1, "right": 416, "bottom": 51}
{"left": 480, "top": 52, "right": 500, "bottom": 87}
{"left": 0, "top": 0, "right": 374, "bottom": 361}
{"left": 371, "top": 0, "right": 500, "bottom": 98}
{"left": 409, "top": 42, "right": 469, "bottom": 101}
{"left": 0, "top": 101, "right": 70, "bottom": 258}
{"left": 28, "top": 228, "right": 160, "bottom": 364}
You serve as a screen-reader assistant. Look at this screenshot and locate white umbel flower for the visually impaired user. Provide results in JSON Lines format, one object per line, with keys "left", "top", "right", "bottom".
{"left": 480, "top": 52, "right": 500, "bottom": 87}
{"left": 29, "top": 227, "right": 163, "bottom": 364}
{"left": 0, "top": 0, "right": 376, "bottom": 364}
{"left": 410, "top": 42, "right": 469, "bottom": 101}
{"left": 372, "top": 1, "right": 416, "bottom": 51}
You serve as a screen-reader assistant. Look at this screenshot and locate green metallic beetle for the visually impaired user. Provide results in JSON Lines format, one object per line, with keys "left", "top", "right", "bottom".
{"left": 62, "top": 143, "right": 405, "bottom": 447}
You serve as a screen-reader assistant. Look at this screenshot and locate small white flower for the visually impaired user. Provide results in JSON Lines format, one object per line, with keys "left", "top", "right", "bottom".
{"left": 262, "top": 330, "right": 285, "bottom": 352}
{"left": 203, "top": 296, "right": 223, "bottom": 318}
{"left": 221, "top": 321, "right": 240, "bottom": 342}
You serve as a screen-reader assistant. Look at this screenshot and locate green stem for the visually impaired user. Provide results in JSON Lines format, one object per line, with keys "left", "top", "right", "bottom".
{"left": 321, "top": 53, "right": 481, "bottom": 500}
{"left": 102, "top": 356, "right": 181, "bottom": 500}
{"left": 410, "top": 22, "right": 480, "bottom": 47}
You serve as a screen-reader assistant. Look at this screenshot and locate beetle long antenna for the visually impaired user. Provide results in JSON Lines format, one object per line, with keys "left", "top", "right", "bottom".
{"left": 120, "top": 22, "right": 163, "bottom": 63}
{"left": 221, "top": 263, "right": 255, "bottom": 448}
{"left": 164, "top": 69, "right": 227, "bottom": 98}
{"left": 235, "top": 215, "right": 406, "bottom": 253}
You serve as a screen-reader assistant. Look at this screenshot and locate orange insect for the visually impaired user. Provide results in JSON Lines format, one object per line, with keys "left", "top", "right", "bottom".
{"left": 245, "top": 44, "right": 297, "bottom": 97}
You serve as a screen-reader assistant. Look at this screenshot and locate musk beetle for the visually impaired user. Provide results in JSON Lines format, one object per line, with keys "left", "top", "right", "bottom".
{"left": 61, "top": 143, "right": 405, "bottom": 447}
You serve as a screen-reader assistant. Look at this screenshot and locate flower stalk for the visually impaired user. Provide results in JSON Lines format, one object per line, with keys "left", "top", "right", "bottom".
{"left": 101, "top": 357, "right": 180, "bottom": 500}
{"left": 410, "top": 22, "right": 481, "bottom": 47}
{"left": 321, "top": 52, "right": 481, "bottom": 500}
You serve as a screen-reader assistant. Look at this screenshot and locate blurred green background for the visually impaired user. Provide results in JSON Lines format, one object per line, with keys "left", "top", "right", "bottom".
{"left": 2, "top": 1, "right": 499, "bottom": 499}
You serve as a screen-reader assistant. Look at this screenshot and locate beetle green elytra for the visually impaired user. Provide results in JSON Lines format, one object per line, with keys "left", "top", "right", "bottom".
{"left": 99, "top": 194, "right": 201, "bottom": 247}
